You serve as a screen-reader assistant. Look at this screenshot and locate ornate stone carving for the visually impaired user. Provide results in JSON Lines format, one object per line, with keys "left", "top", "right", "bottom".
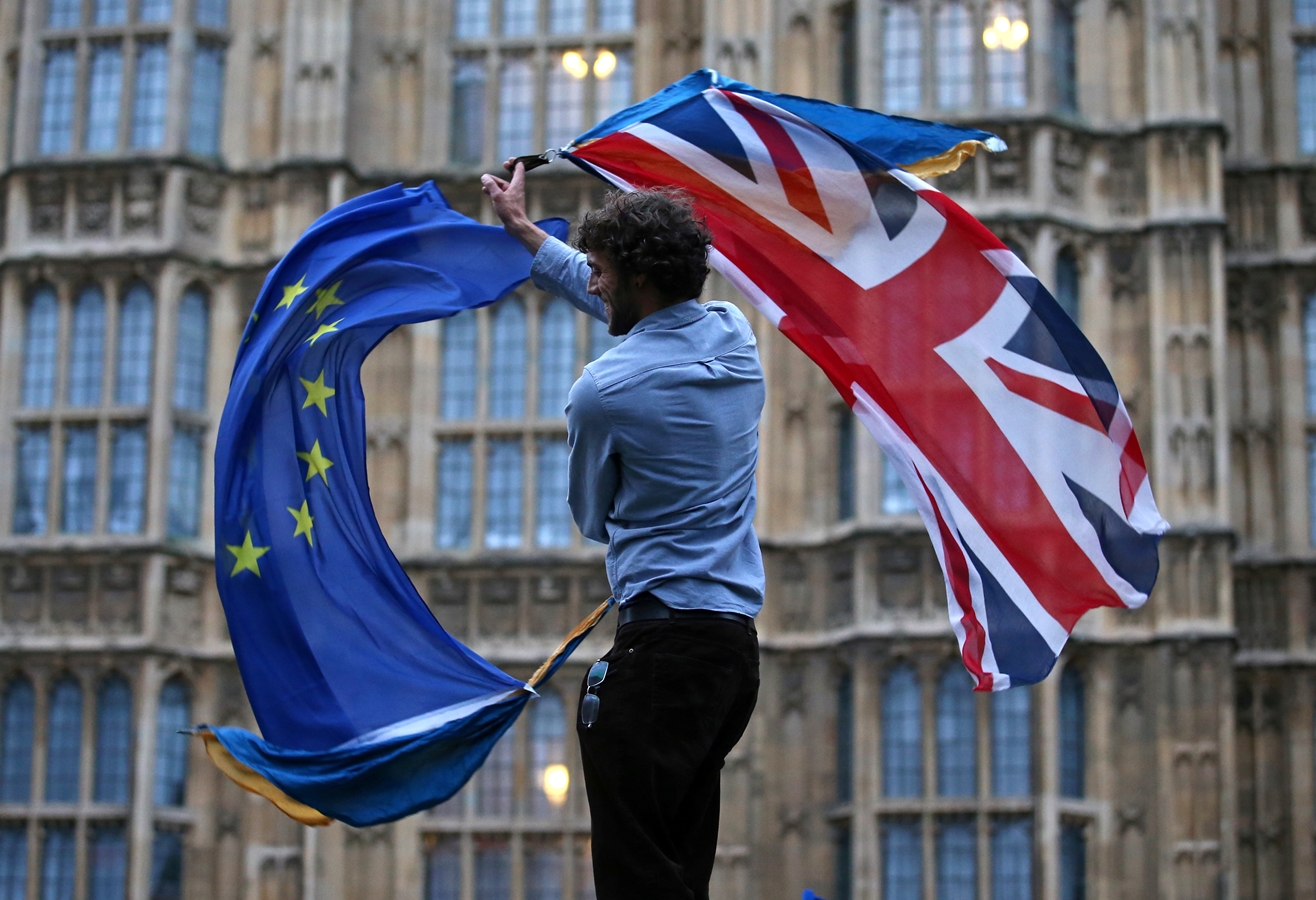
{"left": 50, "top": 565, "right": 90, "bottom": 625}
{"left": 986, "top": 126, "right": 1029, "bottom": 194}
{"left": 1105, "top": 139, "right": 1146, "bottom": 216}
{"left": 935, "top": 155, "right": 975, "bottom": 195}
{"left": 1, "top": 565, "right": 43, "bottom": 625}
{"left": 1224, "top": 175, "right": 1275, "bottom": 252}
{"left": 185, "top": 174, "right": 224, "bottom": 235}
{"left": 123, "top": 170, "right": 161, "bottom": 234}
{"left": 76, "top": 177, "right": 112, "bottom": 234}
{"left": 28, "top": 174, "right": 65, "bottom": 235}
{"left": 478, "top": 577, "right": 519, "bottom": 637}
{"left": 826, "top": 549, "right": 853, "bottom": 627}
{"left": 877, "top": 545, "right": 921, "bottom": 611}
{"left": 100, "top": 563, "right": 140, "bottom": 628}
{"left": 1053, "top": 129, "right": 1086, "bottom": 200}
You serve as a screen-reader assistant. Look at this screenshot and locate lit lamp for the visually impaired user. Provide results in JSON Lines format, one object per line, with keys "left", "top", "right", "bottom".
{"left": 982, "top": 11, "right": 1029, "bottom": 50}
{"left": 560, "top": 49, "right": 618, "bottom": 79}
{"left": 542, "top": 763, "right": 570, "bottom": 806}
{"left": 594, "top": 49, "right": 617, "bottom": 78}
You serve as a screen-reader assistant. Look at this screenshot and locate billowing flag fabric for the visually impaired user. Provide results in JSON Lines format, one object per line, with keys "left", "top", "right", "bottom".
{"left": 202, "top": 182, "right": 610, "bottom": 828}
{"left": 563, "top": 70, "right": 1168, "bottom": 691}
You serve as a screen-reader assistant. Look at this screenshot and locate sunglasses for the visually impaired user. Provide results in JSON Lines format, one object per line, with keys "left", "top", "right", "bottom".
{"left": 580, "top": 660, "right": 609, "bottom": 727}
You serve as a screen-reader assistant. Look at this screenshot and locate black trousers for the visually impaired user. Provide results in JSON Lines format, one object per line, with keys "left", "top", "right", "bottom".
{"left": 577, "top": 616, "right": 760, "bottom": 900}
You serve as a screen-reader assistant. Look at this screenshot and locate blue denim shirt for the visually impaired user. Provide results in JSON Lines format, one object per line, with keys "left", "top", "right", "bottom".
{"left": 531, "top": 236, "right": 766, "bottom": 616}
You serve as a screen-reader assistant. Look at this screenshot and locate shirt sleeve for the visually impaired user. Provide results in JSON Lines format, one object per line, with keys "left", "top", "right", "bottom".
{"left": 531, "top": 236, "right": 607, "bottom": 322}
{"left": 565, "top": 372, "right": 619, "bottom": 544}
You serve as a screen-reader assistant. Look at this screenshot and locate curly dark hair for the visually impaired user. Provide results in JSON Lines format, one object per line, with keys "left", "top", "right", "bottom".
{"left": 575, "top": 189, "right": 713, "bottom": 303}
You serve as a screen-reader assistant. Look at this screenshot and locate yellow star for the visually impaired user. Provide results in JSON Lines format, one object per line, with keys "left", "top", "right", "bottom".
{"left": 277, "top": 274, "right": 309, "bottom": 310}
{"left": 305, "top": 319, "right": 343, "bottom": 346}
{"left": 287, "top": 500, "right": 315, "bottom": 546}
{"left": 244, "top": 312, "right": 259, "bottom": 344}
{"left": 225, "top": 530, "right": 270, "bottom": 577}
{"left": 299, "top": 370, "right": 337, "bottom": 416}
{"left": 296, "top": 439, "right": 335, "bottom": 485}
{"left": 307, "top": 281, "right": 345, "bottom": 319}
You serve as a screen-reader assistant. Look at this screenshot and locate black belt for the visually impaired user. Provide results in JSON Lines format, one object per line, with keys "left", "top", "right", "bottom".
{"left": 616, "top": 592, "right": 755, "bottom": 631}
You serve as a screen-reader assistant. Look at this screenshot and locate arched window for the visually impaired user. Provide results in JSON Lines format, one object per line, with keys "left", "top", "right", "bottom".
{"left": 108, "top": 424, "right": 148, "bottom": 534}
{"left": 881, "top": 450, "right": 916, "bottom": 515}
{"left": 881, "top": 664, "right": 922, "bottom": 797}
{"left": 1059, "top": 666, "right": 1085, "bottom": 797}
{"left": 68, "top": 285, "right": 107, "bottom": 406}
{"left": 88, "top": 823, "right": 128, "bottom": 900}
{"left": 45, "top": 675, "right": 83, "bottom": 802}
{"left": 836, "top": 410, "right": 855, "bottom": 521}
{"left": 1053, "top": 0, "right": 1077, "bottom": 112}
{"left": 153, "top": 679, "right": 190, "bottom": 807}
{"left": 489, "top": 301, "right": 527, "bottom": 418}
{"left": 991, "top": 817, "right": 1033, "bottom": 899}
{"left": 883, "top": 3, "right": 922, "bottom": 112}
{"left": 589, "top": 316, "right": 620, "bottom": 361}
{"left": 881, "top": 818, "right": 921, "bottom": 900}
{"left": 535, "top": 438, "right": 571, "bottom": 547}
{"left": 1054, "top": 247, "right": 1080, "bottom": 322}
{"left": 529, "top": 690, "right": 567, "bottom": 816}
{"left": 935, "top": 2, "right": 973, "bottom": 109}
{"left": 22, "top": 285, "right": 59, "bottom": 408}
{"left": 0, "top": 823, "right": 28, "bottom": 900}
{"left": 836, "top": 670, "right": 854, "bottom": 803}
{"left": 441, "top": 314, "right": 478, "bottom": 420}
{"left": 538, "top": 299, "right": 576, "bottom": 418}
{"left": 1304, "top": 295, "right": 1316, "bottom": 417}
{"left": 115, "top": 282, "right": 155, "bottom": 405}
{"left": 485, "top": 438, "right": 523, "bottom": 548}
{"left": 0, "top": 676, "right": 35, "bottom": 802}
{"left": 475, "top": 728, "right": 515, "bottom": 816}
{"left": 991, "top": 686, "right": 1031, "bottom": 795}
{"left": 936, "top": 818, "right": 976, "bottom": 898}
{"left": 40, "top": 824, "right": 75, "bottom": 900}
{"left": 173, "top": 287, "right": 209, "bottom": 411}
{"left": 987, "top": 0, "right": 1028, "bottom": 107}
{"left": 94, "top": 674, "right": 133, "bottom": 803}
{"left": 936, "top": 664, "right": 976, "bottom": 796}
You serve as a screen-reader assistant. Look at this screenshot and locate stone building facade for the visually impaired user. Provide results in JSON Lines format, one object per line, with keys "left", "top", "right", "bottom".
{"left": 0, "top": 0, "right": 1311, "bottom": 897}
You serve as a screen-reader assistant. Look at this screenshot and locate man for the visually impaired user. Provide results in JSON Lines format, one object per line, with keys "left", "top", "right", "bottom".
{"left": 482, "top": 161, "right": 765, "bottom": 900}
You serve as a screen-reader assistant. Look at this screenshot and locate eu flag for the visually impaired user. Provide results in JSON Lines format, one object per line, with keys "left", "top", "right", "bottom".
{"left": 201, "top": 182, "right": 605, "bottom": 827}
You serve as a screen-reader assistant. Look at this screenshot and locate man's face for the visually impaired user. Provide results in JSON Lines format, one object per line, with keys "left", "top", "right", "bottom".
{"left": 586, "top": 250, "right": 641, "bottom": 336}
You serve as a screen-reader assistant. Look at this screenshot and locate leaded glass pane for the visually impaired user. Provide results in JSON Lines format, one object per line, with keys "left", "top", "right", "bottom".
{"left": 489, "top": 300, "right": 527, "bottom": 418}
{"left": 40, "top": 824, "right": 75, "bottom": 900}
{"left": 188, "top": 43, "right": 225, "bottom": 155}
{"left": 589, "top": 316, "right": 619, "bottom": 360}
{"left": 94, "top": 676, "right": 132, "bottom": 803}
{"left": 1054, "top": 247, "right": 1080, "bottom": 322}
{"left": 881, "top": 818, "right": 921, "bottom": 900}
{"left": 882, "top": 450, "right": 916, "bottom": 514}
{"left": 138, "top": 0, "right": 171, "bottom": 22}
{"left": 597, "top": 0, "right": 632, "bottom": 30}
{"left": 22, "top": 286, "right": 59, "bottom": 408}
{"left": 525, "top": 840, "right": 563, "bottom": 900}
{"left": 68, "top": 285, "right": 106, "bottom": 406}
{"left": 436, "top": 440, "right": 474, "bottom": 548}
{"left": 883, "top": 4, "right": 921, "bottom": 111}
{"left": 1310, "top": 435, "right": 1316, "bottom": 544}
{"left": 475, "top": 730, "right": 514, "bottom": 814}
{"left": 173, "top": 288, "right": 209, "bottom": 410}
{"left": 1054, "top": 0, "right": 1077, "bottom": 111}
{"left": 535, "top": 439, "right": 570, "bottom": 547}
{"left": 94, "top": 0, "right": 126, "bottom": 24}
{"left": 86, "top": 42, "right": 124, "bottom": 152}
{"left": 836, "top": 2, "right": 858, "bottom": 107}
{"left": 1306, "top": 296, "right": 1316, "bottom": 415}
{"left": 1300, "top": 0, "right": 1316, "bottom": 25}
{"left": 116, "top": 283, "right": 154, "bottom": 404}
{"left": 132, "top": 40, "right": 169, "bottom": 149}
{"left": 595, "top": 48, "right": 632, "bottom": 122}
{"left": 0, "top": 678, "right": 34, "bottom": 803}
{"left": 529, "top": 690, "right": 567, "bottom": 816}
{"left": 1060, "top": 823, "right": 1085, "bottom": 900}
{"left": 167, "top": 428, "right": 203, "bottom": 538}
{"left": 502, "top": 0, "right": 536, "bottom": 35}
{"left": 40, "top": 47, "right": 77, "bottom": 156}
{"left": 14, "top": 428, "right": 51, "bottom": 535}
{"left": 87, "top": 824, "right": 128, "bottom": 900}
{"left": 882, "top": 664, "right": 922, "bottom": 797}
{"left": 425, "top": 836, "right": 462, "bottom": 900}
{"left": 451, "top": 59, "right": 487, "bottom": 165}
{"left": 0, "top": 825, "right": 27, "bottom": 900}
{"left": 546, "top": 63, "right": 585, "bottom": 152}
{"left": 195, "top": 0, "right": 226, "bottom": 28}
{"left": 987, "top": 2, "right": 1028, "bottom": 108}
{"left": 837, "top": 410, "right": 854, "bottom": 521}
{"left": 1059, "top": 667, "right": 1085, "bottom": 797}
{"left": 936, "top": 2, "right": 972, "bottom": 109}
{"left": 836, "top": 671, "right": 853, "bottom": 802}
{"left": 936, "top": 665, "right": 976, "bottom": 796}
{"left": 48, "top": 0, "right": 81, "bottom": 27}
{"left": 485, "top": 438, "right": 523, "bottom": 548}
{"left": 991, "top": 687, "right": 1031, "bottom": 795}
{"left": 153, "top": 680, "right": 190, "bottom": 806}
{"left": 441, "top": 313, "right": 478, "bottom": 419}
{"left": 935, "top": 819, "right": 975, "bottom": 900}
{"left": 108, "top": 424, "right": 148, "bottom": 534}
{"left": 45, "top": 676, "right": 82, "bottom": 802}
{"left": 538, "top": 299, "right": 576, "bottom": 416}
{"left": 474, "top": 837, "right": 511, "bottom": 900}
{"left": 991, "top": 817, "right": 1032, "bottom": 900}
{"left": 149, "top": 828, "right": 182, "bottom": 900}
{"left": 498, "top": 59, "right": 535, "bottom": 161}
{"left": 455, "top": 0, "right": 490, "bottom": 37}
{"left": 61, "top": 426, "right": 98, "bottom": 534}
{"left": 549, "top": 0, "right": 584, "bottom": 33}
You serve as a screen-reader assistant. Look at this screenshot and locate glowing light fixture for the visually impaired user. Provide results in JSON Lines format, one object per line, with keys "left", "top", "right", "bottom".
{"left": 562, "top": 50, "right": 589, "bottom": 79}
{"left": 594, "top": 49, "right": 617, "bottom": 79}
{"left": 542, "top": 763, "right": 570, "bottom": 806}
{"left": 982, "top": 12, "right": 1028, "bottom": 50}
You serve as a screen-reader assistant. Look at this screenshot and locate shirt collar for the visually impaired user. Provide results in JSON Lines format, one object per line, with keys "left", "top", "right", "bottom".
{"left": 627, "top": 299, "right": 707, "bottom": 337}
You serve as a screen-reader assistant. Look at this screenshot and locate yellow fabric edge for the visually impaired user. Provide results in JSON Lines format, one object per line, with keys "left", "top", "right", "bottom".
{"left": 528, "top": 597, "right": 614, "bottom": 688}
{"left": 899, "top": 139, "right": 993, "bottom": 179}
{"left": 197, "top": 729, "right": 333, "bottom": 827}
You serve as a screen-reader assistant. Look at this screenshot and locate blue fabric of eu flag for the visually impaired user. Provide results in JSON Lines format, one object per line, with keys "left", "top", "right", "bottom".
{"left": 206, "top": 182, "right": 576, "bottom": 827}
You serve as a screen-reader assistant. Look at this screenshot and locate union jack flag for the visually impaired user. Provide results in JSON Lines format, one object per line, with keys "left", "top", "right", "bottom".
{"left": 562, "top": 71, "right": 1168, "bottom": 690}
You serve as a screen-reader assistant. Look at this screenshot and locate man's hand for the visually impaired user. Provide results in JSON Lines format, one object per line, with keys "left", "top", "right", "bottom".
{"left": 482, "top": 159, "right": 550, "bottom": 256}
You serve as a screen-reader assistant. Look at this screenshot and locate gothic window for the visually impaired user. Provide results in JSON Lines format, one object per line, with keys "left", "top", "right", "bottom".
{"left": 61, "top": 425, "right": 98, "bottom": 534}
{"left": 490, "top": 300, "right": 528, "bottom": 419}
{"left": 436, "top": 440, "right": 474, "bottom": 548}
{"left": 149, "top": 827, "right": 183, "bottom": 899}
{"left": 987, "top": 0, "right": 1028, "bottom": 108}
{"left": 882, "top": 664, "right": 922, "bottom": 797}
{"left": 41, "top": 824, "right": 76, "bottom": 900}
{"left": 1309, "top": 435, "right": 1316, "bottom": 544}
{"left": 93, "top": 675, "right": 132, "bottom": 803}
{"left": 166, "top": 426, "right": 203, "bottom": 538}
{"left": 475, "top": 837, "right": 513, "bottom": 898}
{"left": 525, "top": 836, "right": 563, "bottom": 900}
{"left": 589, "top": 316, "right": 619, "bottom": 360}
{"left": 547, "top": 0, "right": 585, "bottom": 31}
{"left": 68, "top": 285, "right": 106, "bottom": 407}
{"left": 45, "top": 675, "right": 83, "bottom": 802}
{"left": 451, "top": 59, "right": 488, "bottom": 165}
{"left": 108, "top": 424, "right": 148, "bottom": 533}
{"left": 187, "top": 42, "right": 225, "bottom": 155}
{"left": 0, "top": 677, "right": 35, "bottom": 802}
{"left": 991, "top": 817, "right": 1033, "bottom": 899}
{"left": 498, "top": 58, "right": 536, "bottom": 160}
{"left": 1298, "top": 0, "right": 1316, "bottom": 25}
{"left": 152, "top": 679, "right": 190, "bottom": 807}
{"left": 40, "top": 46, "right": 77, "bottom": 155}
{"left": 535, "top": 439, "right": 571, "bottom": 547}
{"left": 95, "top": 0, "right": 127, "bottom": 24}
{"left": 935, "top": 2, "right": 973, "bottom": 109}
{"left": 195, "top": 0, "right": 227, "bottom": 28}
{"left": 1053, "top": 0, "right": 1077, "bottom": 112}
{"left": 598, "top": 0, "right": 633, "bottom": 30}
{"left": 0, "top": 825, "right": 27, "bottom": 900}
{"left": 1305, "top": 295, "right": 1316, "bottom": 416}
{"left": 991, "top": 686, "right": 1031, "bottom": 795}
{"left": 539, "top": 299, "right": 576, "bottom": 417}
{"left": 595, "top": 48, "right": 633, "bottom": 121}
{"left": 1054, "top": 247, "right": 1080, "bottom": 322}
{"left": 881, "top": 450, "right": 917, "bottom": 515}
{"left": 441, "top": 313, "right": 479, "bottom": 420}
{"left": 1060, "top": 822, "right": 1085, "bottom": 900}
{"left": 836, "top": 2, "right": 858, "bottom": 107}
{"left": 936, "top": 818, "right": 976, "bottom": 899}
{"left": 85, "top": 42, "right": 124, "bottom": 152}
{"left": 837, "top": 409, "right": 855, "bottom": 521}
{"left": 833, "top": 824, "right": 852, "bottom": 900}
{"left": 504, "top": 0, "right": 538, "bottom": 35}
{"left": 14, "top": 427, "right": 52, "bottom": 535}
{"left": 836, "top": 670, "right": 854, "bottom": 803}
{"left": 1298, "top": 46, "right": 1316, "bottom": 155}
{"left": 1059, "top": 666, "right": 1084, "bottom": 796}
{"left": 131, "top": 40, "right": 168, "bottom": 149}
{"left": 22, "top": 285, "right": 59, "bottom": 409}
{"left": 475, "top": 730, "right": 515, "bottom": 815}
{"left": 529, "top": 690, "right": 568, "bottom": 816}
{"left": 455, "top": 0, "right": 490, "bottom": 38}
{"left": 936, "top": 665, "right": 976, "bottom": 796}
{"left": 88, "top": 824, "right": 128, "bottom": 900}
{"left": 173, "top": 287, "right": 209, "bottom": 411}
{"left": 881, "top": 818, "right": 921, "bottom": 900}
{"left": 116, "top": 283, "right": 155, "bottom": 405}
{"left": 883, "top": 3, "right": 922, "bottom": 111}
{"left": 139, "top": 0, "right": 171, "bottom": 22}
{"left": 49, "top": 0, "right": 81, "bottom": 27}
{"left": 425, "top": 836, "right": 462, "bottom": 900}
{"left": 546, "top": 63, "right": 586, "bottom": 151}
{"left": 485, "top": 438, "right": 524, "bottom": 548}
